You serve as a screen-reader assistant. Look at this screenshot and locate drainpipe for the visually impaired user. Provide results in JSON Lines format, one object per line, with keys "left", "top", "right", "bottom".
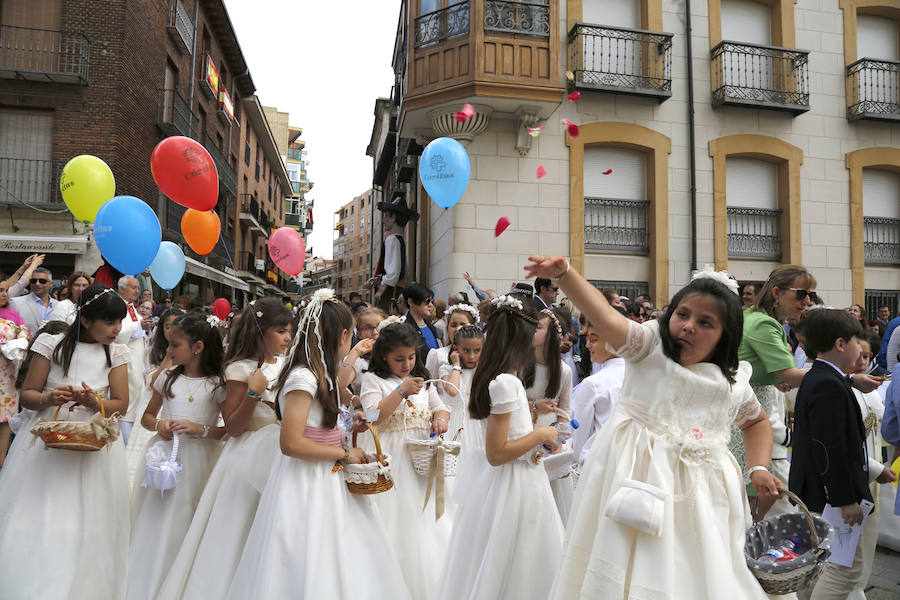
{"left": 187, "top": 0, "right": 200, "bottom": 129}
{"left": 685, "top": 0, "right": 698, "bottom": 272}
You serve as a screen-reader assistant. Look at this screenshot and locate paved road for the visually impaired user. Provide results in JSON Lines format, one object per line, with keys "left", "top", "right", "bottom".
{"left": 866, "top": 546, "right": 900, "bottom": 599}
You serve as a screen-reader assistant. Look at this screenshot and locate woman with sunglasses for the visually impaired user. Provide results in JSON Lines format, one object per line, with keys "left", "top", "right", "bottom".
{"left": 48, "top": 271, "right": 92, "bottom": 325}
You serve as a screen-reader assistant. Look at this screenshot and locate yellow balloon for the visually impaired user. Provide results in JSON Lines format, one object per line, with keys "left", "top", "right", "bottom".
{"left": 59, "top": 155, "right": 115, "bottom": 223}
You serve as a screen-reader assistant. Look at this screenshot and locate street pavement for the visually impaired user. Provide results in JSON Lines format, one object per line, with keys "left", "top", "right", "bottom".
{"left": 866, "top": 546, "right": 900, "bottom": 599}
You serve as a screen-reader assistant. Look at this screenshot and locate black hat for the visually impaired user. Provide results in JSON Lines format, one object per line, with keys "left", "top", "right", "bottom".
{"left": 511, "top": 282, "right": 534, "bottom": 298}
{"left": 377, "top": 191, "right": 419, "bottom": 221}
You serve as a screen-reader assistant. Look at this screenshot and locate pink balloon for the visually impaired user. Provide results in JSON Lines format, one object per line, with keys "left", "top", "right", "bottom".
{"left": 268, "top": 227, "right": 306, "bottom": 276}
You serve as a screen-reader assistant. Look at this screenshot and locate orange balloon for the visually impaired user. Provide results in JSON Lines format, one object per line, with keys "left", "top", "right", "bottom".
{"left": 181, "top": 209, "right": 220, "bottom": 255}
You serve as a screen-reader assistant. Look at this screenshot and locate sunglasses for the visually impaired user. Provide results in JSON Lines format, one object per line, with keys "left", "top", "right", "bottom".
{"left": 423, "top": 297, "right": 434, "bottom": 304}
{"left": 788, "top": 288, "right": 819, "bottom": 303}
{"left": 29, "top": 278, "right": 50, "bottom": 284}
{"left": 551, "top": 287, "right": 559, "bottom": 292}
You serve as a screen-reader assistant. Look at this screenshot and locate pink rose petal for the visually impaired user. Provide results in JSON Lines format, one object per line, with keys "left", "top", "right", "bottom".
{"left": 562, "top": 118, "right": 580, "bottom": 138}
{"left": 494, "top": 216, "right": 511, "bottom": 237}
{"left": 454, "top": 103, "right": 475, "bottom": 123}
{"left": 567, "top": 91, "right": 581, "bottom": 102}
{"left": 603, "top": 168, "right": 613, "bottom": 175}
{"left": 526, "top": 125, "right": 544, "bottom": 138}
{"left": 536, "top": 165, "right": 547, "bottom": 179}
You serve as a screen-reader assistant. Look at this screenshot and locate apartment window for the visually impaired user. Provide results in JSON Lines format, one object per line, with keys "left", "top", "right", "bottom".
{"left": 725, "top": 157, "right": 782, "bottom": 260}
{"left": 0, "top": 108, "right": 54, "bottom": 205}
{"left": 244, "top": 142, "right": 251, "bottom": 165}
{"left": 850, "top": 14, "right": 900, "bottom": 119}
{"left": 198, "top": 106, "right": 207, "bottom": 142}
{"left": 584, "top": 146, "right": 649, "bottom": 255}
{"left": 862, "top": 168, "right": 900, "bottom": 265}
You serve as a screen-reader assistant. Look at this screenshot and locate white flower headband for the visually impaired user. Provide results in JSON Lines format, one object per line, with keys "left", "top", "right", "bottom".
{"left": 491, "top": 295, "right": 524, "bottom": 311}
{"left": 288, "top": 288, "right": 340, "bottom": 391}
{"left": 79, "top": 287, "right": 117, "bottom": 311}
{"left": 206, "top": 314, "right": 221, "bottom": 327}
{"left": 446, "top": 303, "right": 480, "bottom": 323}
{"left": 691, "top": 265, "right": 739, "bottom": 296}
{"left": 540, "top": 309, "right": 563, "bottom": 338}
{"left": 376, "top": 315, "right": 402, "bottom": 332}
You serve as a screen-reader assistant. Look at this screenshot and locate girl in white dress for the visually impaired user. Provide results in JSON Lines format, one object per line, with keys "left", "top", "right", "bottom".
{"left": 524, "top": 256, "right": 782, "bottom": 600}
{"left": 0, "top": 284, "right": 130, "bottom": 600}
{"left": 358, "top": 321, "right": 452, "bottom": 600}
{"left": 158, "top": 297, "right": 291, "bottom": 599}
{"left": 437, "top": 295, "right": 563, "bottom": 600}
{"left": 439, "top": 324, "right": 485, "bottom": 472}
{"left": 524, "top": 308, "right": 574, "bottom": 522}
{"left": 337, "top": 307, "right": 383, "bottom": 397}
{"left": 426, "top": 303, "right": 479, "bottom": 379}
{"left": 228, "top": 290, "right": 411, "bottom": 599}
{"left": 126, "top": 312, "right": 226, "bottom": 600}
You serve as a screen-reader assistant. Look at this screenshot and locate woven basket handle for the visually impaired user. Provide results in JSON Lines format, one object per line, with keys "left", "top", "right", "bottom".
{"left": 50, "top": 389, "right": 106, "bottom": 420}
{"left": 775, "top": 487, "right": 822, "bottom": 550}
{"left": 353, "top": 422, "right": 387, "bottom": 466}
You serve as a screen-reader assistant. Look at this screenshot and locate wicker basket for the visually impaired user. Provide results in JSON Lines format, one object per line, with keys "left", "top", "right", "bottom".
{"left": 406, "top": 378, "right": 461, "bottom": 477}
{"left": 30, "top": 393, "right": 120, "bottom": 452}
{"left": 745, "top": 489, "right": 834, "bottom": 595}
{"left": 344, "top": 423, "right": 393, "bottom": 495}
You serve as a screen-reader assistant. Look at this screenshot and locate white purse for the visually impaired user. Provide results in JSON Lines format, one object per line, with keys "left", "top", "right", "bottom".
{"left": 604, "top": 433, "right": 669, "bottom": 537}
{"left": 142, "top": 433, "right": 182, "bottom": 492}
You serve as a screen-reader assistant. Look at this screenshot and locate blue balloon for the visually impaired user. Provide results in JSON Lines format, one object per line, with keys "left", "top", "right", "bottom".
{"left": 94, "top": 196, "right": 161, "bottom": 275}
{"left": 149, "top": 241, "right": 186, "bottom": 291}
{"left": 419, "top": 137, "right": 470, "bottom": 208}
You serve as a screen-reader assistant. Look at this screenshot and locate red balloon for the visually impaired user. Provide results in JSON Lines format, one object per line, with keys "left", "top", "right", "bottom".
{"left": 268, "top": 227, "right": 306, "bottom": 276}
{"left": 151, "top": 136, "right": 218, "bottom": 211}
{"left": 212, "top": 298, "right": 231, "bottom": 320}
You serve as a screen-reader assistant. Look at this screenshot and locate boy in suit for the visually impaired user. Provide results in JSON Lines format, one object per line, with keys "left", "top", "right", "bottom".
{"left": 790, "top": 309, "right": 893, "bottom": 599}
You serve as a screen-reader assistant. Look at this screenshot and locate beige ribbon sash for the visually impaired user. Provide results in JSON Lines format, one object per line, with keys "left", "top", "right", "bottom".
{"left": 418, "top": 438, "right": 460, "bottom": 521}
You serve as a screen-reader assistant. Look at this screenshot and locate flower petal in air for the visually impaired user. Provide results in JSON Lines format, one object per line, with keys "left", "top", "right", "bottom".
{"left": 567, "top": 91, "right": 581, "bottom": 102}
{"left": 536, "top": 165, "right": 547, "bottom": 179}
{"left": 603, "top": 168, "right": 613, "bottom": 175}
{"left": 526, "top": 125, "right": 544, "bottom": 138}
{"left": 494, "top": 217, "right": 511, "bottom": 237}
{"left": 562, "top": 118, "right": 580, "bottom": 138}
{"left": 453, "top": 103, "right": 475, "bottom": 123}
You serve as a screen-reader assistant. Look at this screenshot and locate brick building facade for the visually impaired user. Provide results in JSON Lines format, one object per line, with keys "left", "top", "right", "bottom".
{"left": 333, "top": 189, "right": 374, "bottom": 301}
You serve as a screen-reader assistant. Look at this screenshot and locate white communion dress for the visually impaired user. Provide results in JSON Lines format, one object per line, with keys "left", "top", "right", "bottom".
{"left": 0, "top": 333, "right": 131, "bottom": 600}
{"left": 358, "top": 372, "right": 453, "bottom": 600}
{"left": 550, "top": 319, "right": 769, "bottom": 600}
{"left": 126, "top": 371, "right": 225, "bottom": 600}
{"left": 156, "top": 357, "right": 283, "bottom": 600}
{"left": 437, "top": 373, "right": 564, "bottom": 600}
{"left": 226, "top": 367, "right": 412, "bottom": 599}
{"left": 438, "top": 364, "right": 485, "bottom": 492}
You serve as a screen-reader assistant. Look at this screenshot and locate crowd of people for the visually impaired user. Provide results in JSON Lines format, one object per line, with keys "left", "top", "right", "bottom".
{"left": 0, "top": 251, "right": 899, "bottom": 599}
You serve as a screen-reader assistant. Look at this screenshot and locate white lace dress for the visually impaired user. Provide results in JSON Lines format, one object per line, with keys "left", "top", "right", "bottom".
{"left": 437, "top": 373, "right": 564, "bottom": 600}
{"left": 0, "top": 333, "right": 131, "bottom": 600}
{"left": 126, "top": 372, "right": 225, "bottom": 600}
{"left": 358, "top": 372, "right": 453, "bottom": 600}
{"left": 226, "top": 368, "right": 411, "bottom": 599}
{"left": 550, "top": 320, "right": 769, "bottom": 600}
{"left": 157, "top": 357, "right": 283, "bottom": 600}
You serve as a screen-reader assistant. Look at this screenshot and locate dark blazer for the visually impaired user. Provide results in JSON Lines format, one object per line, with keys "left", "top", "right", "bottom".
{"left": 789, "top": 360, "right": 874, "bottom": 513}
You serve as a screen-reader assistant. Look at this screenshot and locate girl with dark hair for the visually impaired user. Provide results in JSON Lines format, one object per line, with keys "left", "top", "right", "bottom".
{"left": 426, "top": 303, "right": 479, "bottom": 379}
{"left": 438, "top": 296, "right": 562, "bottom": 600}
{"left": 228, "top": 290, "right": 411, "bottom": 599}
{"left": 158, "top": 297, "right": 292, "bottom": 599}
{"left": 0, "top": 284, "right": 131, "bottom": 599}
{"left": 526, "top": 256, "right": 781, "bottom": 600}
{"left": 128, "top": 312, "right": 226, "bottom": 600}
{"left": 523, "top": 307, "right": 575, "bottom": 523}
{"left": 358, "top": 321, "right": 451, "bottom": 599}
{"left": 48, "top": 271, "right": 91, "bottom": 325}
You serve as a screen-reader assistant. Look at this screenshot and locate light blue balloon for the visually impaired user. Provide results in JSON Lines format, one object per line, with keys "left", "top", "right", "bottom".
{"left": 419, "top": 137, "right": 470, "bottom": 208}
{"left": 94, "top": 195, "right": 161, "bottom": 275}
{"left": 149, "top": 241, "right": 186, "bottom": 291}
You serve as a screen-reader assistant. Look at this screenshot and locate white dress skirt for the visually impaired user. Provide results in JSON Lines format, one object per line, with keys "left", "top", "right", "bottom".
{"left": 438, "top": 365, "right": 486, "bottom": 500}
{"left": 550, "top": 320, "right": 769, "bottom": 600}
{"left": 0, "top": 333, "right": 131, "bottom": 600}
{"left": 126, "top": 372, "right": 225, "bottom": 600}
{"left": 437, "top": 373, "right": 564, "bottom": 600}
{"left": 124, "top": 367, "right": 158, "bottom": 484}
{"left": 156, "top": 357, "right": 283, "bottom": 600}
{"left": 227, "top": 367, "right": 412, "bottom": 599}
{"left": 358, "top": 372, "right": 453, "bottom": 600}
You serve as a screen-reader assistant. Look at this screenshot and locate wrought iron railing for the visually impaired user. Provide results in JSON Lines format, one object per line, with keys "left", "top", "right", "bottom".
{"left": 167, "top": 0, "right": 194, "bottom": 54}
{"left": 203, "top": 135, "right": 236, "bottom": 197}
{"left": 0, "top": 158, "right": 65, "bottom": 207}
{"left": 711, "top": 41, "right": 809, "bottom": 113}
{"left": 484, "top": 0, "right": 550, "bottom": 36}
{"left": 865, "top": 290, "right": 900, "bottom": 322}
{"left": 864, "top": 216, "right": 900, "bottom": 265}
{"left": 588, "top": 280, "right": 650, "bottom": 302}
{"left": 848, "top": 58, "right": 900, "bottom": 121}
{"left": 157, "top": 88, "right": 197, "bottom": 138}
{"left": 0, "top": 25, "right": 90, "bottom": 84}
{"left": 414, "top": 1, "right": 470, "bottom": 48}
{"left": 727, "top": 207, "right": 782, "bottom": 260}
{"left": 584, "top": 198, "right": 650, "bottom": 254}
{"left": 568, "top": 23, "right": 672, "bottom": 98}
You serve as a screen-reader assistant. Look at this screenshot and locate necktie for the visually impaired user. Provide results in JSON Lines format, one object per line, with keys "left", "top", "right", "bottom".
{"left": 128, "top": 304, "right": 139, "bottom": 322}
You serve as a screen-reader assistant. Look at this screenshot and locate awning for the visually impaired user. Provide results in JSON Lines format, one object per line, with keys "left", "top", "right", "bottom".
{"left": 184, "top": 256, "right": 250, "bottom": 292}
{"left": 0, "top": 235, "right": 88, "bottom": 254}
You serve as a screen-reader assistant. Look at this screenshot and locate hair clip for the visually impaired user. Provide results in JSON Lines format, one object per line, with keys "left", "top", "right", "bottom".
{"left": 256, "top": 311, "right": 263, "bottom": 318}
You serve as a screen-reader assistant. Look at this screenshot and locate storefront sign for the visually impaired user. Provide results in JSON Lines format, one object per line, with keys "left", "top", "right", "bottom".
{"left": 0, "top": 235, "right": 87, "bottom": 254}
{"left": 255, "top": 259, "right": 265, "bottom": 271}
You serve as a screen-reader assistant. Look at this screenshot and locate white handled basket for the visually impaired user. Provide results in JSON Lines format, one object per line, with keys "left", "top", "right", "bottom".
{"left": 405, "top": 378, "right": 462, "bottom": 477}
{"left": 142, "top": 432, "right": 182, "bottom": 492}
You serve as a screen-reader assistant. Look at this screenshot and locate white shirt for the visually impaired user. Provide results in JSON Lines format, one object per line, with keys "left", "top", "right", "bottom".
{"left": 48, "top": 299, "right": 77, "bottom": 325}
{"left": 377, "top": 234, "right": 401, "bottom": 294}
{"left": 571, "top": 358, "right": 625, "bottom": 465}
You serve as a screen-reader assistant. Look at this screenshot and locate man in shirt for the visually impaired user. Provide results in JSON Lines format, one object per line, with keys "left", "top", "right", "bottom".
{"left": 9, "top": 266, "right": 58, "bottom": 333}
{"left": 741, "top": 282, "right": 758, "bottom": 309}
{"left": 571, "top": 322, "right": 625, "bottom": 466}
{"left": 532, "top": 277, "right": 558, "bottom": 311}
{"left": 876, "top": 306, "right": 891, "bottom": 329}
{"left": 115, "top": 275, "right": 151, "bottom": 443}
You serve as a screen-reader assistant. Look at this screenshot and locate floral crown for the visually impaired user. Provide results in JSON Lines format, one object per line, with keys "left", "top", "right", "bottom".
{"left": 489, "top": 295, "right": 537, "bottom": 324}
{"left": 376, "top": 315, "right": 403, "bottom": 332}
{"left": 691, "top": 265, "right": 739, "bottom": 296}
{"left": 446, "top": 303, "right": 480, "bottom": 323}
{"left": 79, "top": 287, "right": 117, "bottom": 312}
{"left": 288, "top": 288, "right": 341, "bottom": 391}
{"left": 540, "top": 308, "right": 563, "bottom": 337}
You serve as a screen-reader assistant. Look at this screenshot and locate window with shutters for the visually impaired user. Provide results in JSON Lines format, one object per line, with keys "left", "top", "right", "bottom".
{"left": 0, "top": 109, "right": 58, "bottom": 206}
{"left": 583, "top": 147, "right": 649, "bottom": 255}
{"left": 725, "top": 157, "right": 782, "bottom": 260}
{"left": 862, "top": 168, "right": 900, "bottom": 265}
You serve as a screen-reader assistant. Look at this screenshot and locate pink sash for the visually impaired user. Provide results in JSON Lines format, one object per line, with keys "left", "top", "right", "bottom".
{"left": 303, "top": 425, "right": 342, "bottom": 447}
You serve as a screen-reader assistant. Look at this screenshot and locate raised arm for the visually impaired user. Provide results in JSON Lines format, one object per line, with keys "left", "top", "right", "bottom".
{"left": 524, "top": 255, "right": 630, "bottom": 351}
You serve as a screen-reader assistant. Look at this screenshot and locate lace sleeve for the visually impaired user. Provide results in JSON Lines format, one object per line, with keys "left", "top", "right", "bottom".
{"left": 606, "top": 320, "right": 658, "bottom": 362}
{"left": 733, "top": 387, "right": 763, "bottom": 428}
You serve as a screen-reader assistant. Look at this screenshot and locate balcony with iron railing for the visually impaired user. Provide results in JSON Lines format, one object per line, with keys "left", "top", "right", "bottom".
{"left": 0, "top": 158, "right": 65, "bottom": 207}
{"left": 287, "top": 147, "right": 304, "bottom": 161}
{"left": 239, "top": 194, "right": 267, "bottom": 237}
{"left": 0, "top": 25, "right": 90, "bottom": 85}
{"left": 711, "top": 41, "right": 810, "bottom": 114}
{"left": 568, "top": 23, "right": 673, "bottom": 99}
{"left": 167, "top": 0, "right": 194, "bottom": 54}
{"left": 727, "top": 207, "right": 783, "bottom": 260}
{"left": 847, "top": 58, "right": 900, "bottom": 122}
{"left": 584, "top": 198, "right": 650, "bottom": 254}
{"left": 156, "top": 88, "right": 197, "bottom": 138}
{"left": 203, "top": 135, "right": 236, "bottom": 197}
{"left": 864, "top": 216, "right": 900, "bottom": 265}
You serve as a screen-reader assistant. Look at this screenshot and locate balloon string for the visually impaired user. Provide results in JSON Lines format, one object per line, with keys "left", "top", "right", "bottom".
{"left": 216, "top": 227, "right": 266, "bottom": 342}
